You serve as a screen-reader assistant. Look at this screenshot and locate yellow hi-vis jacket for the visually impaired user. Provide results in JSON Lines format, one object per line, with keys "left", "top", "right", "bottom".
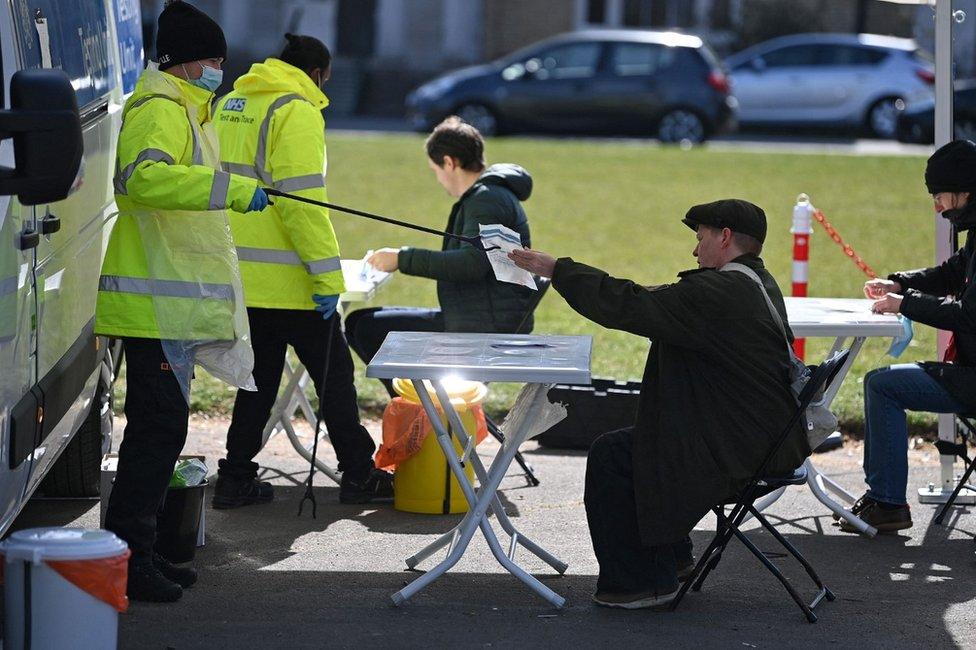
{"left": 96, "top": 66, "right": 258, "bottom": 340}
{"left": 215, "top": 58, "right": 345, "bottom": 310}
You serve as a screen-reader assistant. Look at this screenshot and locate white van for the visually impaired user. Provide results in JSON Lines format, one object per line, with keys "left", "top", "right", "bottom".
{"left": 0, "top": 0, "right": 141, "bottom": 535}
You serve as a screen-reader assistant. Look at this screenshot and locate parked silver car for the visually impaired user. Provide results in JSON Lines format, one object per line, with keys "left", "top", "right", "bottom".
{"left": 726, "top": 33, "right": 934, "bottom": 138}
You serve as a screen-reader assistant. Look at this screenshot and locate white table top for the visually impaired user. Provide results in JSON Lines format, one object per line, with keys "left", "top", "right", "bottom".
{"left": 366, "top": 332, "right": 592, "bottom": 384}
{"left": 340, "top": 259, "right": 391, "bottom": 304}
{"left": 785, "top": 297, "right": 903, "bottom": 338}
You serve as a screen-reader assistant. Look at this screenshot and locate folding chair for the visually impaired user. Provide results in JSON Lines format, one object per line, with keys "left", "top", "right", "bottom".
{"left": 484, "top": 276, "right": 552, "bottom": 487}
{"left": 933, "top": 413, "right": 976, "bottom": 525}
{"left": 669, "top": 349, "right": 850, "bottom": 623}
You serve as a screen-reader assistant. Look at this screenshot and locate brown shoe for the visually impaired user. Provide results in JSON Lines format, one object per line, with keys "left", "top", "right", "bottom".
{"left": 839, "top": 499, "right": 912, "bottom": 533}
{"left": 592, "top": 588, "right": 678, "bottom": 610}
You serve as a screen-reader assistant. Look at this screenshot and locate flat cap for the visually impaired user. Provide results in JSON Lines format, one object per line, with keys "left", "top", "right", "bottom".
{"left": 682, "top": 199, "right": 767, "bottom": 244}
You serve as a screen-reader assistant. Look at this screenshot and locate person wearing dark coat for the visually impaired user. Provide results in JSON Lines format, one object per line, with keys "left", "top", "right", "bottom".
{"left": 345, "top": 116, "right": 537, "bottom": 389}
{"left": 510, "top": 199, "right": 808, "bottom": 609}
{"left": 848, "top": 139, "right": 976, "bottom": 534}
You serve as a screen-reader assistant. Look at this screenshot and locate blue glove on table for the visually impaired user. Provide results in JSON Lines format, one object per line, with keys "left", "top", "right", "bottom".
{"left": 312, "top": 294, "right": 339, "bottom": 320}
{"left": 247, "top": 188, "right": 269, "bottom": 212}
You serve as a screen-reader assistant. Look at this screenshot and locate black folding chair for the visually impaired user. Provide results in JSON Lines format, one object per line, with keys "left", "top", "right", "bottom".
{"left": 669, "top": 349, "right": 850, "bottom": 623}
{"left": 933, "top": 413, "right": 976, "bottom": 525}
{"left": 484, "top": 276, "right": 552, "bottom": 487}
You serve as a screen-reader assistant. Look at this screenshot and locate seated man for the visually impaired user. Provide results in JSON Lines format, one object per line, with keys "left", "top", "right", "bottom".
{"left": 345, "top": 116, "right": 537, "bottom": 392}
{"left": 848, "top": 140, "right": 976, "bottom": 533}
{"left": 510, "top": 199, "right": 808, "bottom": 609}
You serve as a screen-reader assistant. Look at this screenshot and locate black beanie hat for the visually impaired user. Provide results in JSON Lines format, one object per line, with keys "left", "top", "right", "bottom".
{"left": 925, "top": 140, "right": 976, "bottom": 195}
{"left": 155, "top": 0, "right": 226, "bottom": 69}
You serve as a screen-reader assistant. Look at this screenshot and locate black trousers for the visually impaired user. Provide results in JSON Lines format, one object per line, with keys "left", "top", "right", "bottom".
{"left": 584, "top": 428, "right": 693, "bottom": 594}
{"left": 220, "top": 308, "right": 375, "bottom": 483}
{"left": 345, "top": 307, "right": 445, "bottom": 396}
{"left": 105, "top": 337, "right": 190, "bottom": 565}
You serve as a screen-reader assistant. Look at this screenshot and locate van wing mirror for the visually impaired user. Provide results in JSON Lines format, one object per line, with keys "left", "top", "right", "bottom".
{"left": 0, "top": 69, "right": 83, "bottom": 206}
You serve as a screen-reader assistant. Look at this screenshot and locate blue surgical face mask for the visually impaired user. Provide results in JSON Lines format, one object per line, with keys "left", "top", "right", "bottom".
{"left": 887, "top": 315, "right": 914, "bottom": 358}
{"left": 187, "top": 63, "right": 223, "bottom": 93}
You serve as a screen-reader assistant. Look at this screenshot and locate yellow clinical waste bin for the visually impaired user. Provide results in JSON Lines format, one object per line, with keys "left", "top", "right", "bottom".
{"left": 389, "top": 378, "right": 488, "bottom": 514}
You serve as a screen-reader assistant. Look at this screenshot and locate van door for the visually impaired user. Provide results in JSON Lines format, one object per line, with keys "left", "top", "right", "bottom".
{"left": 9, "top": 0, "right": 115, "bottom": 494}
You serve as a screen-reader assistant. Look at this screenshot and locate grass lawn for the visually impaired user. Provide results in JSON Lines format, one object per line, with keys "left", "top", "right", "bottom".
{"left": 123, "top": 133, "right": 940, "bottom": 434}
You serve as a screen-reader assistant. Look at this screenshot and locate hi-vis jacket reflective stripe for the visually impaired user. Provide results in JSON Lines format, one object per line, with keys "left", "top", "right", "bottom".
{"left": 215, "top": 57, "right": 345, "bottom": 310}
{"left": 95, "top": 67, "right": 258, "bottom": 339}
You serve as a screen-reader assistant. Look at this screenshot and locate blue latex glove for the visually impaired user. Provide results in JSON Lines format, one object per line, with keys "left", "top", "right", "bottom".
{"left": 312, "top": 294, "right": 339, "bottom": 320}
{"left": 247, "top": 188, "right": 269, "bottom": 212}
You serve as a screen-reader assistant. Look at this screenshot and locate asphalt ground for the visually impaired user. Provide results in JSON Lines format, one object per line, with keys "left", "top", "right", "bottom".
{"left": 11, "top": 413, "right": 976, "bottom": 649}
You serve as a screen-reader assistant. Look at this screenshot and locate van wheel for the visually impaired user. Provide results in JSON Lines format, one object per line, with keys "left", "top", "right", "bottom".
{"left": 38, "top": 375, "right": 112, "bottom": 498}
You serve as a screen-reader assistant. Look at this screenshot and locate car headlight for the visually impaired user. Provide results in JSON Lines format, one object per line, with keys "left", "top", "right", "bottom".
{"left": 414, "top": 77, "right": 456, "bottom": 100}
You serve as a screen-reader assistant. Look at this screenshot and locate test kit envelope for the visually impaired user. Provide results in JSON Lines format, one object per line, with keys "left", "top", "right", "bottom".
{"left": 479, "top": 224, "right": 537, "bottom": 290}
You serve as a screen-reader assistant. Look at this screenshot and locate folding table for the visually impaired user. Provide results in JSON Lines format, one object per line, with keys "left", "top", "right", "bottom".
{"left": 755, "top": 297, "right": 904, "bottom": 536}
{"left": 366, "top": 332, "right": 592, "bottom": 608}
{"left": 260, "top": 259, "right": 392, "bottom": 484}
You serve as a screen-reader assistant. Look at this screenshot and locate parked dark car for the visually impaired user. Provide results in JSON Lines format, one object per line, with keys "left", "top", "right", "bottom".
{"left": 405, "top": 29, "right": 736, "bottom": 143}
{"left": 896, "top": 81, "right": 976, "bottom": 143}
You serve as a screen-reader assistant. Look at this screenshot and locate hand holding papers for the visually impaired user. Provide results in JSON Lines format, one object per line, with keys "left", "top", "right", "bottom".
{"left": 479, "top": 224, "right": 538, "bottom": 290}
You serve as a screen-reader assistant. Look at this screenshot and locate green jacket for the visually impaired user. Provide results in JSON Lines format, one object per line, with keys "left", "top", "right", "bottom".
{"left": 552, "top": 253, "right": 808, "bottom": 546}
{"left": 398, "top": 164, "right": 536, "bottom": 332}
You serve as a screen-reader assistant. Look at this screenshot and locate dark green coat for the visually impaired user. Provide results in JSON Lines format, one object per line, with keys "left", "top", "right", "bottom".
{"left": 398, "top": 164, "right": 536, "bottom": 332}
{"left": 552, "top": 253, "right": 809, "bottom": 546}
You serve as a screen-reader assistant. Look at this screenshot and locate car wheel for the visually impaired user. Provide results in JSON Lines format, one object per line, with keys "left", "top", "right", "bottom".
{"left": 866, "top": 97, "right": 903, "bottom": 139}
{"left": 657, "top": 109, "right": 706, "bottom": 144}
{"left": 455, "top": 103, "right": 498, "bottom": 136}
{"left": 38, "top": 373, "right": 112, "bottom": 498}
{"left": 955, "top": 118, "right": 976, "bottom": 142}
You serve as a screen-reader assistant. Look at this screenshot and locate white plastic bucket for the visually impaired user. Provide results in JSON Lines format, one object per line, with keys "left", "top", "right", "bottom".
{"left": 0, "top": 528, "right": 128, "bottom": 650}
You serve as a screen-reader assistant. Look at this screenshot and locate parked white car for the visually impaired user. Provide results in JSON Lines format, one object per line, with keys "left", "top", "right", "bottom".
{"left": 726, "top": 33, "right": 934, "bottom": 138}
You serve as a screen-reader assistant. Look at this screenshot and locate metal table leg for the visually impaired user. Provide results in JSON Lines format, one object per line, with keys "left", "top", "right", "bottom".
{"left": 392, "top": 380, "right": 566, "bottom": 608}
{"left": 798, "top": 336, "right": 877, "bottom": 535}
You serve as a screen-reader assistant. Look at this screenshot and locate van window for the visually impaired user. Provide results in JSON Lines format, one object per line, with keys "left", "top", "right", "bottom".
{"left": 609, "top": 43, "right": 674, "bottom": 77}
{"left": 12, "top": 1, "right": 112, "bottom": 109}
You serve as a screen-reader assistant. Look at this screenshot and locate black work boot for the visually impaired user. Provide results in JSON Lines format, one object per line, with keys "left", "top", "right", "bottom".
{"left": 153, "top": 552, "right": 197, "bottom": 588}
{"left": 212, "top": 475, "right": 274, "bottom": 509}
{"left": 127, "top": 560, "right": 183, "bottom": 603}
{"left": 339, "top": 468, "right": 394, "bottom": 504}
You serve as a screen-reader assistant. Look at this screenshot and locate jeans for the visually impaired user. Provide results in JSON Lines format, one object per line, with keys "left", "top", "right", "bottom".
{"left": 584, "top": 428, "right": 693, "bottom": 594}
{"left": 345, "top": 307, "right": 445, "bottom": 396}
{"left": 221, "top": 308, "right": 376, "bottom": 484}
{"left": 105, "top": 338, "right": 190, "bottom": 564}
{"left": 863, "top": 363, "right": 965, "bottom": 505}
